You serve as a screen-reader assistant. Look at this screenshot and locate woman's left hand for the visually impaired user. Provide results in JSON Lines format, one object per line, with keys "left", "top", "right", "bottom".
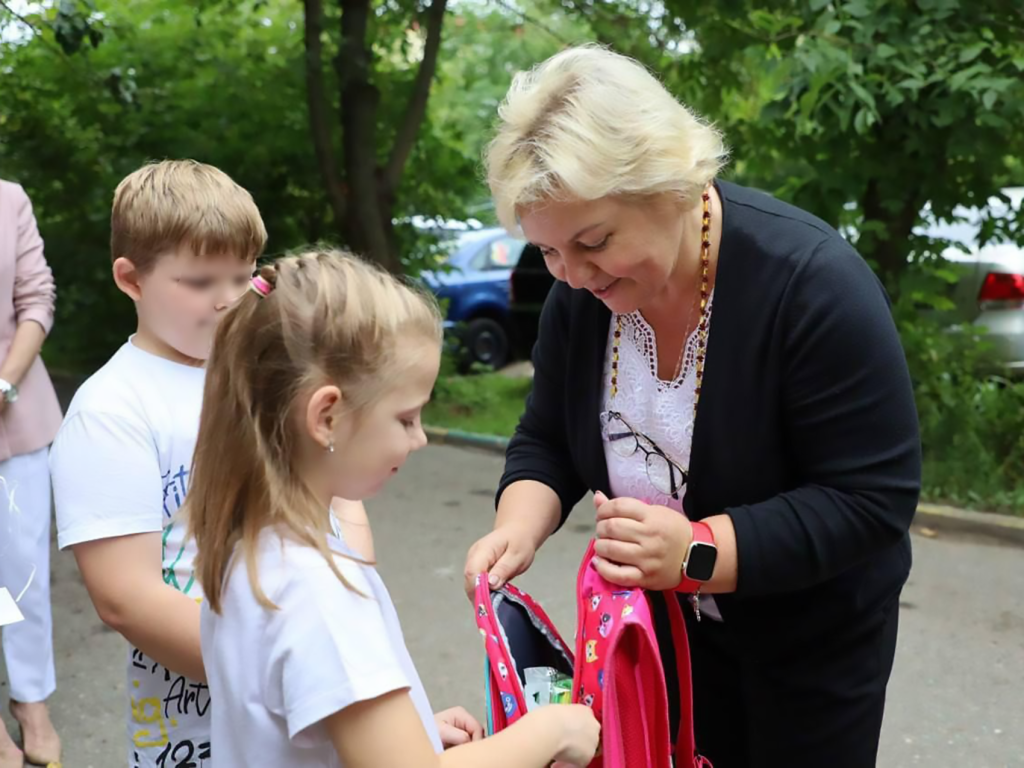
{"left": 434, "top": 706, "right": 485, "bottom": 748}
{"left": 593, "top": 492, "right": 693, "bottom": 590}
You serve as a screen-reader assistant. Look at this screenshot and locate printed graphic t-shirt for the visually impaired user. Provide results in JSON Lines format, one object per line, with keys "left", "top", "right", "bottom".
{"left": 51, "top": 339, "right": 210, "bottom": 767}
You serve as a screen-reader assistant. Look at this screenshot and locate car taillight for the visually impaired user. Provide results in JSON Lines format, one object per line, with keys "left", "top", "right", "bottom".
{"left": 978, "top": 272, "right": 1024, "bottom": 304}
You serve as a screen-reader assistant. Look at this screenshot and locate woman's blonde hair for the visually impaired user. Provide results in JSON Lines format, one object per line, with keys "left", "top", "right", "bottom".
{"left": 189, "top": 250, "right": 442, "bottom": 614}
{"left": 485, "top": 44, "right": 729, "bottom": 232}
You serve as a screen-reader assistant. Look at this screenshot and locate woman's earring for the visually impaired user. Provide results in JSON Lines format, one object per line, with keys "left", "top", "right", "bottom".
{"left": 327, "top": 438, "right": 335, "bottom": 454}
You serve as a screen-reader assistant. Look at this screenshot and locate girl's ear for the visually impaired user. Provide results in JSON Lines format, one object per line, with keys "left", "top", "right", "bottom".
{"left": 305, "top": 384, "right": 342, "bottom": 450}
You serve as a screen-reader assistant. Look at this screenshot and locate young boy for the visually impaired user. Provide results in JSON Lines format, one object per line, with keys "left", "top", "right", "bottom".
{"left": 48, "top": 160, "right": 266, "bottom": 767}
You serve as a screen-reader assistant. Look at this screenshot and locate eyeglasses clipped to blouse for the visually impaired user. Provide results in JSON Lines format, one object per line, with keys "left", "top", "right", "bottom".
{"left": 600, "top": 410, "right": 688, "bottom": 500}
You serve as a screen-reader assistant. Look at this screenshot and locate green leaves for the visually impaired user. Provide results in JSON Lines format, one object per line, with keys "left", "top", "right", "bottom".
{"left": 841, "top": 0, "right": 871, "bottom": 19}
{"left": 53, "top": 0, "right": 103, "bottom": 55}
{"left": 649, "top": 0, "right": 1023, "bottom": 292}
{"left": 875, "top": 42, "right": 897, "bottom": 59}
{"left": 958, "top": 41, "right": 987, "bottom": 64}
{"left": 1, "top": 0, "right": 593, "bottom": 365}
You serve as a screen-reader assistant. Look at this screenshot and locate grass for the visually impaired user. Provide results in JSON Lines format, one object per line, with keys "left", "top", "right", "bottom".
{"left": 426, "top": 372, "right": 530, "bottom": 437}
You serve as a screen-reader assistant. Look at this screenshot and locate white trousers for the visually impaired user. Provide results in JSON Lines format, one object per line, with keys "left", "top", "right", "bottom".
{"left": 0, "top": 447, "right": 55, "bottom": 703}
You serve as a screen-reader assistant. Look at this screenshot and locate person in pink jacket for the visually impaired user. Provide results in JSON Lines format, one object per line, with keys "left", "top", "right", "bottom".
{"left": 0, "top": 179, "right": 63, "bottom": 767}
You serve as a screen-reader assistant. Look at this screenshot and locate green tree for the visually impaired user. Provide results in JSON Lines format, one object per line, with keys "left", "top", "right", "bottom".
{"left": 424, "top": 0, "right": 595, "bottom": 220}
{"left": 0, "top": 0, "right": 589, "bottom": 366}
{"left": 562, "top": 0, "right": 1024, "bottom": 290}
{"left": 1, "top": 0, "right": 326, "bottom": 365}
{"left": 302, "top": 0, "right": 449, "bottom": 272}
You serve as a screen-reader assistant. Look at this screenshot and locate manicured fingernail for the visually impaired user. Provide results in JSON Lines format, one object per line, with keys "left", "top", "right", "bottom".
{"left": 488, "top": 574, "right": 499, "bottom": 587}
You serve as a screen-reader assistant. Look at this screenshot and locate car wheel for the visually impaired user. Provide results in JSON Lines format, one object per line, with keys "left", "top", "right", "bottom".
{"left": 460, "top": 318, "right": 510, "bottom": 371}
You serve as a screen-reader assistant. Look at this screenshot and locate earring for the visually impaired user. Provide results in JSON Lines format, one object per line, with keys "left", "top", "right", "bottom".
{"left": 327, "top": 438, "right": 335, "bottom": 454}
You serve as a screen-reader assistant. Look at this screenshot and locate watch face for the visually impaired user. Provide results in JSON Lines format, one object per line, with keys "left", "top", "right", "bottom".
{"left": 686, "top": 542, "right": 717, "bottom": 582}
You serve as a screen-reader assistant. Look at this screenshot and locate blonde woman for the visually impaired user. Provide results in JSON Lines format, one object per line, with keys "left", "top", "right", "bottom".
{"left": 464, "top": 45, "right": 921, "bottom": 768}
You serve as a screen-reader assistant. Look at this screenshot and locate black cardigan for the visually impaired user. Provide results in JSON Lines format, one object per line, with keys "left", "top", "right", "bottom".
{"left": 498, "top": 180, "right": 921, "bottom": 648}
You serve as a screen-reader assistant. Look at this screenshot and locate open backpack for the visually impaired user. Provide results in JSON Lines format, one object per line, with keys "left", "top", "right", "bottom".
{"left": 474, "top": 539, "right": 712, "bottom": 768}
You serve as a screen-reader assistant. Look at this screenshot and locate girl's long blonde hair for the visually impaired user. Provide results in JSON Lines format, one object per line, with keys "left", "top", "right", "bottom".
{"left": 188, "top": 250, "right": 442, "bottom": 614}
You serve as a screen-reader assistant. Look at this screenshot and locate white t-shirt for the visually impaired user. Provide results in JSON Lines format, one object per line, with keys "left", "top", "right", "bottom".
{"left": 200, "top": 527, "right": 442, "bottom": 767}
{"left": 49, "top": 339, "right": 211, "bottom": 767}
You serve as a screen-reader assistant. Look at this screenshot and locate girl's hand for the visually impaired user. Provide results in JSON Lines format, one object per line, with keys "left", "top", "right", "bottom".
{"left": 548, "top": 704, "right": 601, "bottom": 765}
{"left": 434, "top": 706, "right": 484, "bottom": 748}
{"left": 592, "top": 491, "right": 692, "bottom": 590}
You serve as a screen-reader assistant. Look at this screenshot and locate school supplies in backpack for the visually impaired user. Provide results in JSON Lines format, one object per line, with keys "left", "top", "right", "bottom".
{"left": 474, "top": 539, "right": 711, "bottom": 767}
{"left": 474, "top": 578, "right": 574, "bottom": 733}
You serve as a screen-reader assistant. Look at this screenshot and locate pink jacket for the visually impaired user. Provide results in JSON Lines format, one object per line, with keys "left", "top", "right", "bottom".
{"left": 0, "top": 180, "right": 62, "bottom": 462}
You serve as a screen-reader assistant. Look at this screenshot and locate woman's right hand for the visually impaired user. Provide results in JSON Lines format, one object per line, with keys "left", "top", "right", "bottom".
{"left": 464, "top": 480, "right": 562, "bottom": 598}
{"left": 545, "top": 705, "right": 601, "bottom": 766}
{"left": 463, "top": 524, "right": 539, "bottom": 598}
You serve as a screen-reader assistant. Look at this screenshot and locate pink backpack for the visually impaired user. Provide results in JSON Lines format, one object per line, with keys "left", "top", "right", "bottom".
{"left": 474, "top": 539, "right": 711, "bottom": 768}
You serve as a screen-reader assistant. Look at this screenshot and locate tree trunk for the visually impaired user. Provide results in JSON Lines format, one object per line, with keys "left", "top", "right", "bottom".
{"left": 858, "top": 116, "right": 937, "bottom": 296}
{"left": 303, "top": 0, "right": 449, "bottom": 273}
{"left": 337, "top": 0, "right": 399, "bottom": 271}
{"left": 381, "top": 0, "right": 450, "bottom": 196}
{"left": 302, "top": 0, "right": 348, "bottom": 232}
{"left": 860, "top": 177, "right": 924, "bottom": 296}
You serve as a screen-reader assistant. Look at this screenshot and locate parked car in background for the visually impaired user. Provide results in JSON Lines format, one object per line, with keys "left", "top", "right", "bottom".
{"left": 508, "top": 242, "right": 553, "bottom": 360}
{"left": 928, "top": 187, "right": 1024, "bottom": 376}
{"left": 420, "top": 227, "right": 527, "bottom": 370}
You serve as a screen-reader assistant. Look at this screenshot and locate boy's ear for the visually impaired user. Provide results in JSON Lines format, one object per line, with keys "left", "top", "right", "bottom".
{"left": 113, "top": 257, "right": 144, "bottom": 302}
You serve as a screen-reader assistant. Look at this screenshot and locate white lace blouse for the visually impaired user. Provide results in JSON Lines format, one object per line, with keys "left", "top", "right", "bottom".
{"left": 601, "top": 292, "right": 723, "bottom": 621}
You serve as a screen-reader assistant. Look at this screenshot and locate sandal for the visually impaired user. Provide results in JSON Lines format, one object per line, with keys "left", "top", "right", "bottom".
{"left": 19, "top": 724, "right": 62, "bottom": 767}
{"left": 19, "top": 723, "right": 62, "bottom": 767}
{"left": 9, "top": 702, "right": 61, "bottom": 768}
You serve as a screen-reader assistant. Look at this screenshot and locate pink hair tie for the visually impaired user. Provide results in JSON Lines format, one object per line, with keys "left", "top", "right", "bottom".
{"left": 249, "top": 274, "right": 273, "bottom": 297}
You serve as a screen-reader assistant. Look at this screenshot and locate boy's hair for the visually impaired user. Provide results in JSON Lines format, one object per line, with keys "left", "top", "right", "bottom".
{"left": 485, "top": 44, "right": 729, "bottom": 233}
{"left": 111, "top": 159, "right": 267, "bottom": 273}
{"left": 189, "top": 250, "right": 443, "bottom": 614}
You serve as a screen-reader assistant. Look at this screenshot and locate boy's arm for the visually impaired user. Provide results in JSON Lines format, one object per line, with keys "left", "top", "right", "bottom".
{"left": 73, "top": 532, "right": 206, "bottom": 683}
{"left": 51, "top": 408, "right": 205, "bottom": 679}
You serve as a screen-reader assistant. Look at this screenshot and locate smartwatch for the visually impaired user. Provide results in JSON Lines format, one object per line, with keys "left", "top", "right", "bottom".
{"left": 676, "top": 521, "right": 717, "bottom": 593}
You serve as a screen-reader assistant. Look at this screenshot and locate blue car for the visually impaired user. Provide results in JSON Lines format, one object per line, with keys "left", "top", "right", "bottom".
{"left": 419, "top": 227, "right": 527, "bottom": 369}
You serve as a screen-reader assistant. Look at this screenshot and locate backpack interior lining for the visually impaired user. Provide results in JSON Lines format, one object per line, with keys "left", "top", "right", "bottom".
{"left": 491, "top": 590, "right": 574, "bottom": 686}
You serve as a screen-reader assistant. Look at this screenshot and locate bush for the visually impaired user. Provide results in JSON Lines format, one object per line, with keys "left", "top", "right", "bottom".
{"left": 896, "top": 283, "right": 1024, "bottom": 514}
{"left": 426, "top": 348, "right": 530, "bottom": 437}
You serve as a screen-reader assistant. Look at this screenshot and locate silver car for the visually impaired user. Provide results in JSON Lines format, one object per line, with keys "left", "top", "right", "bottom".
{"left": 928, "top": 187, "right": 1024, "bottom": 375}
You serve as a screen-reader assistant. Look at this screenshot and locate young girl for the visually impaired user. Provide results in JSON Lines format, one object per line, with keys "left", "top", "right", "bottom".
{"left": 188, "top": 251, "right": 600, "bottom": 767}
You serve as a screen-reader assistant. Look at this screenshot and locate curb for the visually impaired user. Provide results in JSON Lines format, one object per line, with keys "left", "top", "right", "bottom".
{"left": 424, "top": 425, "right": 1024, "bottom": 544}
{"left": 424, "top": 425, "right": 510, "bottom": 454}
{"left": 914, "top": 502, "right": 1024, "bottom": 547}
